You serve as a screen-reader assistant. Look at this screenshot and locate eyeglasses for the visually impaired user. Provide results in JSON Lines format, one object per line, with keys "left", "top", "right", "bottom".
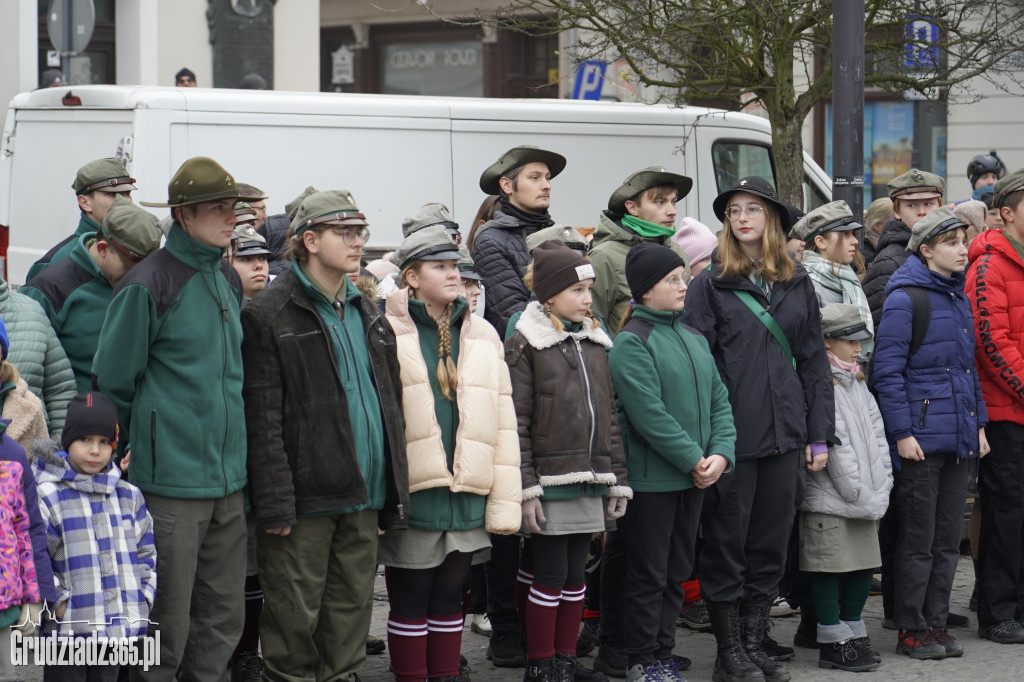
{"left": 726, "top": 205, "right": 764, "bottom": 220}
{"left": 663, "top": 274, "right": 691, "bottom": 289}
{"left": 109, "top": 239, "right": 145, "bottom": 266}
{"left": 327, "top": 226, "right": 371, "bottom": 246}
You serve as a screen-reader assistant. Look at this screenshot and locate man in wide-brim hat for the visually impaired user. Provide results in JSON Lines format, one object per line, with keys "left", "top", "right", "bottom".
{"left": 93, "top": 156, "right": 262, "bottom": 680}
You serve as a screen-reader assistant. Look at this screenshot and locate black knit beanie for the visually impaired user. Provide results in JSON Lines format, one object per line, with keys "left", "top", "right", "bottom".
{"left": 61, "top": 392, "right": 118, "bottom": 452}
{"left": 532, "top": 239, "right": 595, "bottom": 302}
{"left": 625, "top": 242, "right": 686, "bottom": 302}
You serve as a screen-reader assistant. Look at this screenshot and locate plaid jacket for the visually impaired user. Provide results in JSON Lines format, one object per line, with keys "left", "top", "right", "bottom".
{"left": 33, "top": 439, "right": 155, "bottom": 638}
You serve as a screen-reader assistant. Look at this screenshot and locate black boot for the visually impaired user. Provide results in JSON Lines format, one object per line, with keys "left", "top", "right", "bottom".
{"left": 706, "top": 600, "right": 765, "bottom": 682}
{"left": 524, "top": 658, "right": 559, "bottom": 682}
{"left": 818, "top": 640, "right": 879, "bottom": 672}
{"left": 740, "top": 603, "right": 790, "bottom": 682}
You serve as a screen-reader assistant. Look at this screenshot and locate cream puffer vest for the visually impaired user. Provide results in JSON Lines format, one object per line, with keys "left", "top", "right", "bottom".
{"left": 385, "top": 289, "right": 522, "bottom": 534}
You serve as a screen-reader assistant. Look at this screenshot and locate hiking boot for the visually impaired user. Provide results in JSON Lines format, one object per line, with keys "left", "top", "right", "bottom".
{"left": 946, "top": 612, "right": 969, "bottom": 628}
{"left": 895, "top": 629, "right": 946, "bottom": 660}
{"left": 524, "top": 658, "right": 558, "bottom": 682}
{"left": 555, "top": 653, "right": 607, "bottom": 682}
{"left": 706, "top": 600, "right": 765, "bottom": 682}
{"left": 365, "top": 635, "right": 386, "bottom": 656}
{"left": 818, "top": 639, "right": 879, "bottom": 672}
{"left": 740, "top": 603, "right": 790, "bottom": 682}
{"left": 677, "top": 600, "right": 711, "bottom": 632}
{"left": 760, "top": 620, "right": 794, "bottom": 662}
{"left": 488, "top": 629, "right": 528, "bottom": 668}
{"left": 850, "top": 637, "right": 881, "bottom": 664}
{"left": 978, "top": 619, "right": 1024, "bottom": 644}
{"left": 593, "top": 645, "right": 627, "bottom": 678}
{"left": 471, "top": 613, "right": 492, "bottom": 636}
{"left": 929, "top": 627, "right": 963, "bottom": 657}
{"left": 230, "top": 652, "right": 263, "bottom": 682}
{"left": 577, "top": 618, "right": 600, "bottom": 657}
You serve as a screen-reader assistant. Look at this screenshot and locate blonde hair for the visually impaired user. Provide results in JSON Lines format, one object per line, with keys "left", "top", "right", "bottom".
{"left": 0, "top": 359, "right": 20, "bottom": 386}
{"left": 716, "top": 198, "right": 795, "bottom": 282}
{"left": 401, "top": 261, "right": 459, "bottom": 401}
{"left": 522, "top": 262, "right": 602, "bottom": 335}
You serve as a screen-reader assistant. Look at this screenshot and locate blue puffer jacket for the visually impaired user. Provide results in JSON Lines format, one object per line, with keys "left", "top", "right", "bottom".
{"left": 873, "top": 254, "right": 988, "bottom": 469}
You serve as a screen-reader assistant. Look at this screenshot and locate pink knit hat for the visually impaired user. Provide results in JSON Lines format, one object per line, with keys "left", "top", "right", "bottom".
{"left": 672, "top": 217, "right": 718, "bottom": 265}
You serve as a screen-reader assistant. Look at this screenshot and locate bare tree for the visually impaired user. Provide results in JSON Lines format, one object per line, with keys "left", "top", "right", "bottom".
{"left": 470, "top": 0, "right": 1024, "bottom": 205}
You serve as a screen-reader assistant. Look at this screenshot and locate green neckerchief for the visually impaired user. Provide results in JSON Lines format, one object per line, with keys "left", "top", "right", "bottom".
{"left": 621, "top": 214, "right": 676, "bottom": 240}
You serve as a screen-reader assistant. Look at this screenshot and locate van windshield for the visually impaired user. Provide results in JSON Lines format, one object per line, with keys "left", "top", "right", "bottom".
{"left": 712, "top": 141, "right": 775, "bottom": 193}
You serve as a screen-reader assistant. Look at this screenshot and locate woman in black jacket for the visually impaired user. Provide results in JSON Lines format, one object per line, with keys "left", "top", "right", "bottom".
{"left": 684, "top": 177, "right": 835, "bottom": 682}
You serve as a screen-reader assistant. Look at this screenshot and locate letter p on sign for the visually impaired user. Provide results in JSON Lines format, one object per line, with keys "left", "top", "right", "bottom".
{"left": 573, "top": 61, "right": 607, "bottom": 100}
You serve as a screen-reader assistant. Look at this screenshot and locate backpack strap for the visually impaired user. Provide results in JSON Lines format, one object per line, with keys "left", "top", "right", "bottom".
{"left": 902, "top": 286, "right": 931, "bottom": 356}
{"left": 733, "top": 290, "right": 796, "bottom": 370}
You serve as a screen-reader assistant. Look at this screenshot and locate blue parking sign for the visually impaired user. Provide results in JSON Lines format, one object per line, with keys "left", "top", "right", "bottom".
{"left": 573, "top": 61, "right": 607, "bottom": 100}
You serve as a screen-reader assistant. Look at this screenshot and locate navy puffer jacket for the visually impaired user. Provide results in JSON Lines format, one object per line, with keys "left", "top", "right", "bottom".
{"left": 872, "top": 254, "right": 988, "bottom": 469}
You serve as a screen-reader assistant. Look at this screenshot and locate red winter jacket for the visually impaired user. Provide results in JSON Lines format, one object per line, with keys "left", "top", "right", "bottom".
{"left": 966, "top": 229, "right": 1024, "bottom": 424}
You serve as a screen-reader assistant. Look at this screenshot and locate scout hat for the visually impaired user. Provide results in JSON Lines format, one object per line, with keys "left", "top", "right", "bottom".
{"left": 291, "top": 190, "right": 368, "bottom": 236}
{"left": 821, "top": 303, "right": 872, "bottom": 341}
{"left": 233, "top": 224, "right": 271, "bottom": 257}
{"left": 73, "top": 158, "right": 137, "bottom": 195}
{"left": 101, "top": 196, "right": 162, "bottom": 260}
{"left": 625, "top": 242, "right": 686, "bottom": 302}
{"left": 906, "top": 206, "right": 966, "bottom": 254}
{"left": 607, "top": 166, "right": 693, "bottom": 215}
{"left": 140, "top": 157, "right": 263, "bottom": 208}
{"left": 457, "top": 245, "right": 482, "bottom": 281}
{"left": 531, "top": 240, "right": 595, "bottom": 303}
{"left": 886, "top": 168, "right": 945, "bottom": 201}
{"left": 401, "top": 203, "right": 460, "bottom": 239}
{"left": 234, "top": 201, "right": 258, "bottom": 225}
{"left": 526, "top": 224, "right": 588, "bottom": 254}
{"left": 712, "top": 176, "right": 792, "bottom": 230}
{"left": 286, "top": 186, "right": 318, "bottom": 219}
{"left": 479, "top": 145, "right": 567, "bottom": 195}
{"left": 993, "top": 167, "right": 1024, "bottom": 208}
{"left": 789, "top": 200, "right": 863, "bottom": 244}
{"left": 392, "top": 224, "right": 462, "bottom": 271}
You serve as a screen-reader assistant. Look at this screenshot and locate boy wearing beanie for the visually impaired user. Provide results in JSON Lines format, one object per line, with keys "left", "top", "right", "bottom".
{"left": 34, "top": 392, "right": 156, "bottom": 674}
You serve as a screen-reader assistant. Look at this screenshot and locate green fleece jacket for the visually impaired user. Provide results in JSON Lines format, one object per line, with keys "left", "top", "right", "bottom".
{"left": 406, "top": 297, "right": 487, "bottom": 531}
{"left": 26, "top": 214, "right": 101, "bottom": 281}
{"left": 608, "top": 305, "right": 736, "bottom": 492}
{"left": 23, "top": 235, "right": 116, "bottom": 393}
{"left": 588, "top": 211, "right": 690, "bottom": 337}
{"left": 92, "top": 223, "right": 246, "bottom": 499}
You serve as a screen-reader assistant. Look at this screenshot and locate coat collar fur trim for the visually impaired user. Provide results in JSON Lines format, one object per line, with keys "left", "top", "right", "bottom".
{"left": 515, "top": 301, "right": 612, "bottom": 350}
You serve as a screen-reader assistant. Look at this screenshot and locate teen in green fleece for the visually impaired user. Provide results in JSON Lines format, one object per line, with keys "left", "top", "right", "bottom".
{"left": 608, "top": 243, "right": 736, "bottom": 682}
{"left": 92, "top": 157, "right": 263, "bottom": 682}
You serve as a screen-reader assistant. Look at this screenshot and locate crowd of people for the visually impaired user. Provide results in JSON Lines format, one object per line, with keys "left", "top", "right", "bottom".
{"left": 0, "top": 145, "right": 1021, "bottom": 682}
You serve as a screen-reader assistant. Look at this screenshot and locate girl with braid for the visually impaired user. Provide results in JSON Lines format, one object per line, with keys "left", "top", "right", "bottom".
{"left": 381, "top": 223, "right": 522, "bottom": 682}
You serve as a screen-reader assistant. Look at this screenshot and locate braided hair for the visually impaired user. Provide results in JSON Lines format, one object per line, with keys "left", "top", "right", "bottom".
{"left": 400, "top": 262, "right": 459, "bottom": 401}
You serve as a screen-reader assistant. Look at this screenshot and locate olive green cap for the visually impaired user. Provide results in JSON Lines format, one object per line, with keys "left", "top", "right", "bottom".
{"left": 290, "top": 190, "right": 368, "bottom": 236}
{"left": 392, "top": 224, "right": 462, "bottom": 271}
{"left": 286, "top": 186, "right": 318, "bottom": 219}
{"left": 232, "top": 224, "right": 270, "bottom": 256}
{"left": 526, "top": 224, "right": 588, "bottom": 254}
{"left": 607, "top": 166, "right": 692, "bottom": 215}
{"left": 906, "top": 206, "right": 966, "bottom": 254}
{"left": 479, "top": 145, "right": 567, "bottom": 195}
{"left": 140, "top": 156, "right": 263, "bottom": 208}
{"left": 457, "top": 245, "right": 482, "bottom": 281}
{"left": 234, "top": 201, "right": 258, "bottom": 224}
{"left": 821, "top": 303, "right": 872, "bottom": 341}
{"left": 994, "top": 167, "right": 1024, "bottom": 208}
{"left": 789, "top": 200, "right": 862, "bottom": 243}
{"left": 402, "top": 203, "right": 459, "bottom": 238}
{"left": 100, "top": 195, "right": 161, "bottom": 258}
{"left": 73, "top": 157, "right": 137, "bottom": 195}
{"left": 886, "top": 168, "right": 945, "bottom": 201}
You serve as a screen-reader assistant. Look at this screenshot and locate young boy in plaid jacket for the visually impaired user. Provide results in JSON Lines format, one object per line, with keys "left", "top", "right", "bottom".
{"left": 34, "top": 392, "right": 156, "bottom": 681}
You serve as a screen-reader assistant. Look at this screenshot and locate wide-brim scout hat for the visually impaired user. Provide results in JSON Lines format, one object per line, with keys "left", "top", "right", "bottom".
{"left": 393, "top": 224, "right": 462, "bottom": 271}
{"left": 994, "top": 167, "right": 1024, "bottom": 208}
{"left": 73, "top": 157, "right": 137, "bottom": 195}
{"left": 101, "top": 195, "right": 162, "bottom": 259}
{"left": 906, "top": 206, "right": 966, "bottom": 254}
{"left": 140, "top": 157, "right": 263, "bottom": 208}
{"left": 457, "top": 245, "right": 483, "bottom": 281}
{"left": 789, "top": 200, "right": 863, "bottom": 243}
{"left": 479, "top": 145, "right": 567, "bottom": 195}
{"left": 291, "top": 189, "right": 369, "bottom": 236}
{"left": 402, "top": 203, "right": 460, "bottom": 239}
{"left": 886, "top": 168, "right": 945, "bottom": 201}
{"left": 712, "top": 176, "right": 792, "bottom": 230}
{"left": 821, "top": 303, "right": 872, "bottom": 341}
{"left": 607, "top": 166, "right": 693, "bottom": 215}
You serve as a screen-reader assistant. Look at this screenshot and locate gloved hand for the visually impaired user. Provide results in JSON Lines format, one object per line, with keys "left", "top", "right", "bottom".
{"left": 522, "top": 497, "right": 546, "bottom": 533}
{"left": 605, "top": 496, "right": 627, "bottom": 520}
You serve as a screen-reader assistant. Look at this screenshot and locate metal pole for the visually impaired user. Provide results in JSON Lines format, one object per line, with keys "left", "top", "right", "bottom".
{"left": 62, "top": 0, "right": 73, "bottom": 84}
{"left": 831, "top": 0, "right": 865, "bottom": 221}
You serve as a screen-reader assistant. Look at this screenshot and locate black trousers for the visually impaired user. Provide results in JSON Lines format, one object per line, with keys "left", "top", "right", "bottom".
{"left": 700, "top": 451, "right": 802, "bottom": 605}
{"left": 598, "top": 528, "right": 627, "bottom": 649}
{"left": 978, "top": 421, "right": 1024, "bottom": 627}
{"left": 878, "top": 478, "right": 900, "bottom": 620}
{"left": 620, "top": 488, "right": 704, "bottom": 667}
{"left": 893, "top": 451, "right": 969, "bottom": 630}
{"left": 485, "top": 533, "right": 522, "bottom": 633}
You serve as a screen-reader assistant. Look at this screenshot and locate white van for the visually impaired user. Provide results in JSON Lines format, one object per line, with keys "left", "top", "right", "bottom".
{"left": 0, "top": 85, "right": 831, "bottom": 284}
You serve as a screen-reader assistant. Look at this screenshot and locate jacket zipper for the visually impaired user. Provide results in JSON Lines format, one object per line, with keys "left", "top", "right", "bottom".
{"left": 919, "top": 398, "right": 930, "bottom": 426}
{"left": 364, "top": 310, "right": 405, "bottom": 521}
{"left": 571, "top": 336, "right": 598, "bottom": 477}
{"left": 676, "top": 326, "right": 704, "bottom": 445}
{"left": 150, "top": 409, "right": 157, "bottom": 484}
{"left": 335, "top": 299, "right": 376, "bottom": 506}
{"left": 217, "top": 269, "right": 231, "bottom": 495}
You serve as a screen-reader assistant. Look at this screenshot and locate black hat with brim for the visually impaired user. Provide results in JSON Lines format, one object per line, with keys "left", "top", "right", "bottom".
{"left": 479, "top": 145, "right": 567, "bottom": 195}
{"left": 712, "top": 176, "right": 793, "bottom": 230}
{"left": 607, "top": 167, "right": 693, "bottom": 215}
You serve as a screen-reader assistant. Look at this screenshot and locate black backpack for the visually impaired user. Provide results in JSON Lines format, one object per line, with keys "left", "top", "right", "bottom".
{"left": 866, "top": 286, "right": 930, "bottom": 390}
